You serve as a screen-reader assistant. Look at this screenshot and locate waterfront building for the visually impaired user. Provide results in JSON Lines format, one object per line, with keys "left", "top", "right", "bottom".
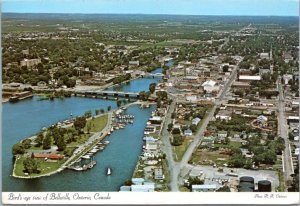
{"left": 131, "top": 184, "right": 155, "bottom": 192}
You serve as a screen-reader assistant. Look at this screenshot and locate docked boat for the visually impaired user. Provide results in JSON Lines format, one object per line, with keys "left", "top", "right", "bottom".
{"left": 107, "top": 167, "right": 112, "bottom": 176}
{"left": 73, "top": 166, "right": 83, "bottom": 171}
{"left": 103, "top": 140, "right": 110, "bottom": 145}
{"left": 82, "top": 155, "right": 91, "bottom": 159}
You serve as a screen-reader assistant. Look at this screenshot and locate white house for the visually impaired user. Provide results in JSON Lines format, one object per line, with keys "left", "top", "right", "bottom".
{"left": 131, "top": 184, "right": 155, "bottom": 192}
{"left": 216, "top": 110, "right": 232, "bottom": 121}
{"left": 202, "top": 80, "right": 220, "bottom": 93}
{"left": 257, "top": 115, "right": 268, "bottom": 123}
{"left": 218, "top": 131, "right": 228, "bottom": 138}
{"left": 192, "top": 117, "right": 201, "bottom": 125}
{"left": 184, "top": 129, "right": 193, "bottom": 136}
{"left": 129, "top": 60, "right": 139, "bottom": 66}
{"left": 283, "top": 74, "right": 293, "bottom": 85}
{"left": 154, "top": 168, "right": 164, "bottom": 180}
{"left": 295, "top": 148, "right": 299, "bottom": 156}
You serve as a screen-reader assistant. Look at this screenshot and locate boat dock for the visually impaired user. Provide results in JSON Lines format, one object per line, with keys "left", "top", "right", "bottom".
{"left": 68, "top": 160, "right": 96, "bottom": 171}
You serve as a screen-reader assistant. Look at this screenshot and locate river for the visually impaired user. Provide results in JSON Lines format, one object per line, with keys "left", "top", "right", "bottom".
{"left": 2, "top": 73, "right": 164, "bottom": 191}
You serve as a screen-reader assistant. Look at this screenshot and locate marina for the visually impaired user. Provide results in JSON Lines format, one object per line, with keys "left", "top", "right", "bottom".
{"left": 3, "top": 67, "right": 161, "bottom": 192}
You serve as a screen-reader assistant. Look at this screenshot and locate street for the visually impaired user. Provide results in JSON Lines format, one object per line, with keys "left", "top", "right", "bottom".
{"left": 277, "top": 79, "right": 294, "bottom": 188}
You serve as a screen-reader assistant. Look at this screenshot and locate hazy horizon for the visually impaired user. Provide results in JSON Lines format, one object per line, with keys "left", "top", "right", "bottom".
{"left": 2, "top": 0, "right": 299, "bottom": 16}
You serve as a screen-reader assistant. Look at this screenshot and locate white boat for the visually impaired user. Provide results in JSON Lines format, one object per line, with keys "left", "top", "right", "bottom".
{"left": 73, "top": 166, "right": 83, "bottom": 171}
{"left": 82, "top": 155, "right": 90, "bottom": 159}
{"left": 107, "top": 167, "right": 112, "bottom": 176}
{"left": 103, "top": 140, "right": 110, "bottom": 144}
{"left": 90, "top": 149, "right": 98, "bottom": 153}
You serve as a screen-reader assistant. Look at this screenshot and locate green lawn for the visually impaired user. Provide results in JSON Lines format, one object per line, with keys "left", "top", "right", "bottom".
{"left": 14, "top": 156, "right": 66, "bottom": 177}
{"left": 173, "top": 138, "right": 191, "bottom": 162}
{"left": 276, "top": 170, "right": 286, "bottom": 192}
{"left": 214, "top": 141, "right": 241, "bottom": 149}
{"left": 84, "top": 115, "right": 108, "bottom": 133}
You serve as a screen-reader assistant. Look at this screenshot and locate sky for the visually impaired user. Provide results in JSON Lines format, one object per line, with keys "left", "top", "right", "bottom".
{"left": 2, "top": 0, "right": 299, "bottom": 16}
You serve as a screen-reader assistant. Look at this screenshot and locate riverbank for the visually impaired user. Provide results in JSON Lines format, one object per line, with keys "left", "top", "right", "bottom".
{"left": 12, "top": 101, "right": 155, "bottom": 179}
{"left": 12, "top": 113, "right": 111, "bottom": 179}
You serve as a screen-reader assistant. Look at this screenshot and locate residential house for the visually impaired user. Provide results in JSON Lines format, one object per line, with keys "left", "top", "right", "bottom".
{"left": 218, "top": 131, "right": 228, "bottom": 138}
{"left": 154, "top": 168, "right": 164, "bottom": 180}
{"left": 257, "top": 115, "right": 268, "bottom": 123}
{"left": 149, "top": 116, "right": 162, "bottom": 124}
{"left": 192, "top": 117, "right": 201, "bottom": 125}
{"left": 283, "top": 74, "right": 293, "bottom": 85}
{"left": 216, "top": 110, "right": 232, "bottom": 121}
{"left": 184, "top": 129, "right": 193, "bottom": 136}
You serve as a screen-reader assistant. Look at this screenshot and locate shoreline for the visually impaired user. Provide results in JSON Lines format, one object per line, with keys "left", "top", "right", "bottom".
{"left": 12, "top": 101, "right": 155, "bottom": 179}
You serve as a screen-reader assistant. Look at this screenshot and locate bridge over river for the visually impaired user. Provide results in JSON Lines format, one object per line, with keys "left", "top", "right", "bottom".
{"left": 74, "top": 90, "right": 140, "bottom": 98}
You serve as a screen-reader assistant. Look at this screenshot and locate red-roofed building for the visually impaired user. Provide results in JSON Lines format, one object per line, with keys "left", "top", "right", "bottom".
{"left": 32, "top": 153, "right": 65, "bottom": 160}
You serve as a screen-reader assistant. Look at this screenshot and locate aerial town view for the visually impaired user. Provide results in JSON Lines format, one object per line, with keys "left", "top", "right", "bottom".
{"left": 1, "top": 0, "right": 299, "bottom": 195}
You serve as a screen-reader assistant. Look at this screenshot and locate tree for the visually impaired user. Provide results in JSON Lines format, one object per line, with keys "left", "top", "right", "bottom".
{"left": 216, "top": 186, "right": 231, "bottom": 192}
{"left": 22, "top": 139, "right": 32, "bottom": 149}
{"left": 190, "top": 124, "right": 197, "bottom": 132}
{"left": 100, "top": 108, "right": 105, "bottom": 114}
{"left": 12, "top": 143, "right": 25, "bottom": 155}
{"left": 171, "top": 113, "right": 176, "bottom": 119}
{"left": 168, "top": 123, "right": 173, "bottom": 131}
{"left": 74, "top": 116, "right": 87, "bottom": 134}
{"left": 107, "top": 106, "right": 111, "bottom": 111}
{"left": 149, "top": 83, "right": 156, "bottom": 94}
{"left": 84, "top": 111, "right": 92, "bottom": 118}
{"left": 23, "top": 157, "right": 39, "bottom": 174}
{"left": 116, "top": 100, "right": 122, "bottom": 107}
{"left": 172, "top": 135, "right": 183, "bottom": 146}
{"left": 35, "top": 133, "right": 44, "bottom": 147}
{"left": 172, "top": 128, "right": 181, "bottom": 134}
{"left": 56, "top": 135, "right": 66, "bottom": 151}
{"left": 43, "top": 134, "right": 52, "bottom": 150}
{"left": 222, "top": 65, "right": 229, "bottom": 73}
{"left": 228, "top": 153, "right": 245, "bottom": 168}
{"left": 95, "top": 109, "right": 100, "bottom": 115}
{"left": 87, "top": 122, "right": 92, "bottom": 134}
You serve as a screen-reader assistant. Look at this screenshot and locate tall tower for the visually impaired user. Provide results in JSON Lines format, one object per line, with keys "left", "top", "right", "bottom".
{"left": 270, "top": 45, "right": 273, "bottom": 60}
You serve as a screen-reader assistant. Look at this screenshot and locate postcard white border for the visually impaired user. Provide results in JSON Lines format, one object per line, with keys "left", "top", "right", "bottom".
{"left": 1, "top": 192, "right": 300, "bottom": 205}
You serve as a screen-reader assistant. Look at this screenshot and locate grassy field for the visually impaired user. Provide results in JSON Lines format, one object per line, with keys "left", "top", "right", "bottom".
{"left": 276, "top": 170, "right": 286, "bottom": 192}
{"left": 84, "top": 114, "right": 108, "bottom": 133}
{"left": 173, "top": 138, "right": 192, "bottom": 162}
{"left": 214, "top": 141, "right": 241, "bottom": 149}
{"left": 14, "top": 156, "right": 66, "bottom": 177}
{"left": 189, "top": 149, "right": 229, "bottom": 166}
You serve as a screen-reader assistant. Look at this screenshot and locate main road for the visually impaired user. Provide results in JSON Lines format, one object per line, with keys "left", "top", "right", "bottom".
{"left": 277, "top": 78, "right": 294, "bottom": 188}
{"left": 161, "top": 64, "right": 238, "bottom": 191}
